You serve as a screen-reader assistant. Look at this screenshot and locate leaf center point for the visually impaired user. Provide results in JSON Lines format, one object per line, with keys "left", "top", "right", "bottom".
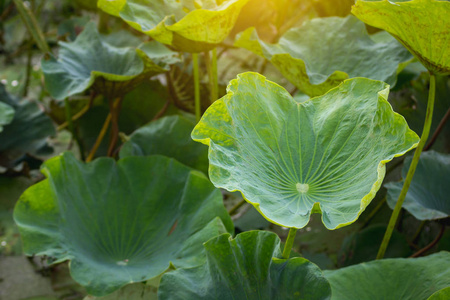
{"left": 296, "top": 183, "right": 309, "bottom": 193}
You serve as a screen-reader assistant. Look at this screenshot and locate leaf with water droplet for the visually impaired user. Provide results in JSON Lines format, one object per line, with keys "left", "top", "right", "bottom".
{"left": 192, "top": 72, "right": 419, "bottom": 229}
{"left": 14, "top": 152, "right": 233, "bottom": 296}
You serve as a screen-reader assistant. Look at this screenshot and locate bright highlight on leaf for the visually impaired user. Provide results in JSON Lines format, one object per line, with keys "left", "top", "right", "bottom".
{"left": 385, "top": 151, "right": 450, "bottom": 220}
{"left": 352, "top": 0, "right": 450, "bottom": 75}
{"left": 98, "top": 0, "right": 249, "bottom": 53}
{"left": 158, "top": 231, "right": 332, "bottom": 300}
{"left": 192, "top": 72, "right": 419, "bottom": 229}
{"left": 235, "top": 15, "right": 413, "bottom": 97}
{"left": 324, "top": 251, "right": 450, "bottom": 300}
{"left": 13, "top": 152, "right": 233, "bottom": 296}
{"left": 41, "top": 22, "right": 179, "bottom": 100}
{"left": 120, "top": 115, "right": 209, "bottom": 174}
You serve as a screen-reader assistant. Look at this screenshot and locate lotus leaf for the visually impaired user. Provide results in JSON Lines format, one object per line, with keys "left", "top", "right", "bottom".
{"left": 84, "top": 283, "right": 157, "bottom": 300}
{"left": 428, "top": 287, "right": 450, "bottom": 300}
{"left": 230, "top": 0, "right": 309, "bottom": 42}
{"left": 0, "top": 85, "right": 55, "bottom": 169}
{"left": 158, "top": 231, "right": 332, "bottom": 300}
{"left": 324, "top": 251, "right": 450, "bottom": 300}
{"left": 41, "top": 22, "right": 179, "bottom": 100}
{"left": 352, "top": 0, "right": 450, "bottom": 75}
{"left": 14, "top": 152, "right": 233, "bottom": 296}
{"left": 192, "top": 72, "right": 419, "bottom": 229}
{"left": 235, "top": 15, "right": 413, "bottom": 97}
{"left": 98, "top": 0, "right": 248, "bottom": 53}
{"left": 312, "top": 0, "right": 354, "bottom": 17}
{"left": 120, "top": 115, "right": 209, "bottom": 174}
{"left": 385, "top": 151, "right": 450, "bottom": 220}
{"left": 0, "top": 101, "right": 14, "bottom": 132}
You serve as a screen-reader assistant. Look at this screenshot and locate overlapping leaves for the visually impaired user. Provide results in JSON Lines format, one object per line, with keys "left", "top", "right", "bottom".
{"left": 352, "top": 0, "right": 450, "bottom": 75}
{"left": 0, "top": 85, "right": 55, "bottom": 170}
{"left": 120, "top": 115, "right": 209, "bottom": 174}
{"left": 98, "top": 0, "right": 248, "bottom": 52}
{"left": 235, "top": 16, "right": 413, "bottom": 97}
{"left": 158, "top": 231, "right": 332, "bottom": 300}
{"left": 42, "top": 22, "right": 179, "bottom": 100}
{"left": 14, "top": 152, "right": 233, "bottom": 296}
{"left": 192, "top": 72, "right": 419, "bottom": 229}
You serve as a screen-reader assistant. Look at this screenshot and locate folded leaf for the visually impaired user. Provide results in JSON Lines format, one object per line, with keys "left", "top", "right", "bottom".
{"left": 352, "top": 0, "right": 450, "bottom": 75}
{"left": 14, "top": 153, "right": 233, "bottom": 296}
{"left": 235, "top": 15, "right": 413, "bottom": 97}
{"left": 98, "top": 0, "right": 248, "bottom": 52}
{"left": 42, "top": 22, "right": 179, "bottom": 100}
{"left": 192, "top": 72, "right": 419, "bottom": 229}
{"left": 158, "top": 231, "right": 332, "bottom": 300}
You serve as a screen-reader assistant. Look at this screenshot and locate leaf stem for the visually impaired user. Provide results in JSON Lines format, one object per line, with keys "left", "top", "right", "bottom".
{"left": 64, "top": 98, "right": 85, "bottom": 160}
{"left": 107, "top": 96, "right": 123, "bottom": 157}
{"left": 86, "top": 113, "right": 111, "bottom": 162}
{"left": 210, "top": 48, "right": 218, "bottom": 103}
{"left": 193, "top": 53, "right": 201, "bottom": 122}
{"left": 377, "top": 72, "right": 436, "bottom": 260}
{"left": 228, "top": 198, "right": 246, "bottom": 215}
{"left": 282, "top": 228, "right": 298, "bottom": 259}
{"left": 424, "top": 106, "right": 450, "bottom": 151}
{"left": 410, "top": 224, "right": 445, "bottom": 258}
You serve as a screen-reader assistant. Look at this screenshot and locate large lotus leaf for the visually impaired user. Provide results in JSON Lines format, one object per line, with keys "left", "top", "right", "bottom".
{"left": 98, "top": 0, "right": 248, "bottom": 53}
{"left": 41, "top": 22, "right": 179, "bottom": 100}
{"left": 192, "top": 72, "right": 419, "bottom": 229}
{"left": 120, "top": 115, "right": 208, "bottom": 174}
{"left": 0, "top": 101, "right": 14, "bottom": 132}
{"left": 352, "top": 0, "right": 450, "bottom": 75}
{"left": 385, "top": 151, "right": 450, "bottom": 220}
{"left": 0, "top": 85, "right": 55, "bottom": 169}
{"left": 13, "top": 152, "right": 233, "bottom": 296}
{"left": 324, "top": 251, "right": 450, "bottom": 300}
{"left": 235, "top": 15, "right": 413, "bottom": 97}
{"left": 158, "top": 231, "right": 332, "bottom": 300}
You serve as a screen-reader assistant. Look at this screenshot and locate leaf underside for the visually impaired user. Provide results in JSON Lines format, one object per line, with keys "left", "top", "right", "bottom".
{"left": 352, "top": 0, "right": 450, "bottom": 75}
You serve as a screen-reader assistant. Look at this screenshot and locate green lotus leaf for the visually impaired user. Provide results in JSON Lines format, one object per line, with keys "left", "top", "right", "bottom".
{"left": 428, "top": 287, "right": 450, "bottom": 300}
{"left": 41, "top": 22, "right": 179, "bottom": 100}
{"left": 352, "top": 0, "right": 450, "bottom": 75}
{"left": 324, "top": 251, "right": 450, "bottom": 300}
{"left": 120, "top": 115, "right": 208, "bottom": 174}
{"left": 84, "top": 283, "right": 157, "bottom": 300}
{"left": 98, "top": 0, "right": 248, "bottom": 53}
{"left": 230, "top": 0, "right": 309, "bottom": 42}
{"left": 0, "top": 85, "right": 55, "bottom": 169}
{"left": 14, "top": 152, "right": 233, "bottom": 296}
{"left": 0, "top": 101, "right": 14, "bottom": 132}
{"left": 312, "top": 0, "right": 354, "bottom": 17}
{"left": 385, "top": 151, "right": 450, "bottom": 220}
{"left": 158, "top": 231, "right": 332, "bottom": 300}
{"left": 192, "top": 72, "right": 419, "bottom": 229}
{"left": 235, "top": 15, "right": 413, "bottom": 97}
